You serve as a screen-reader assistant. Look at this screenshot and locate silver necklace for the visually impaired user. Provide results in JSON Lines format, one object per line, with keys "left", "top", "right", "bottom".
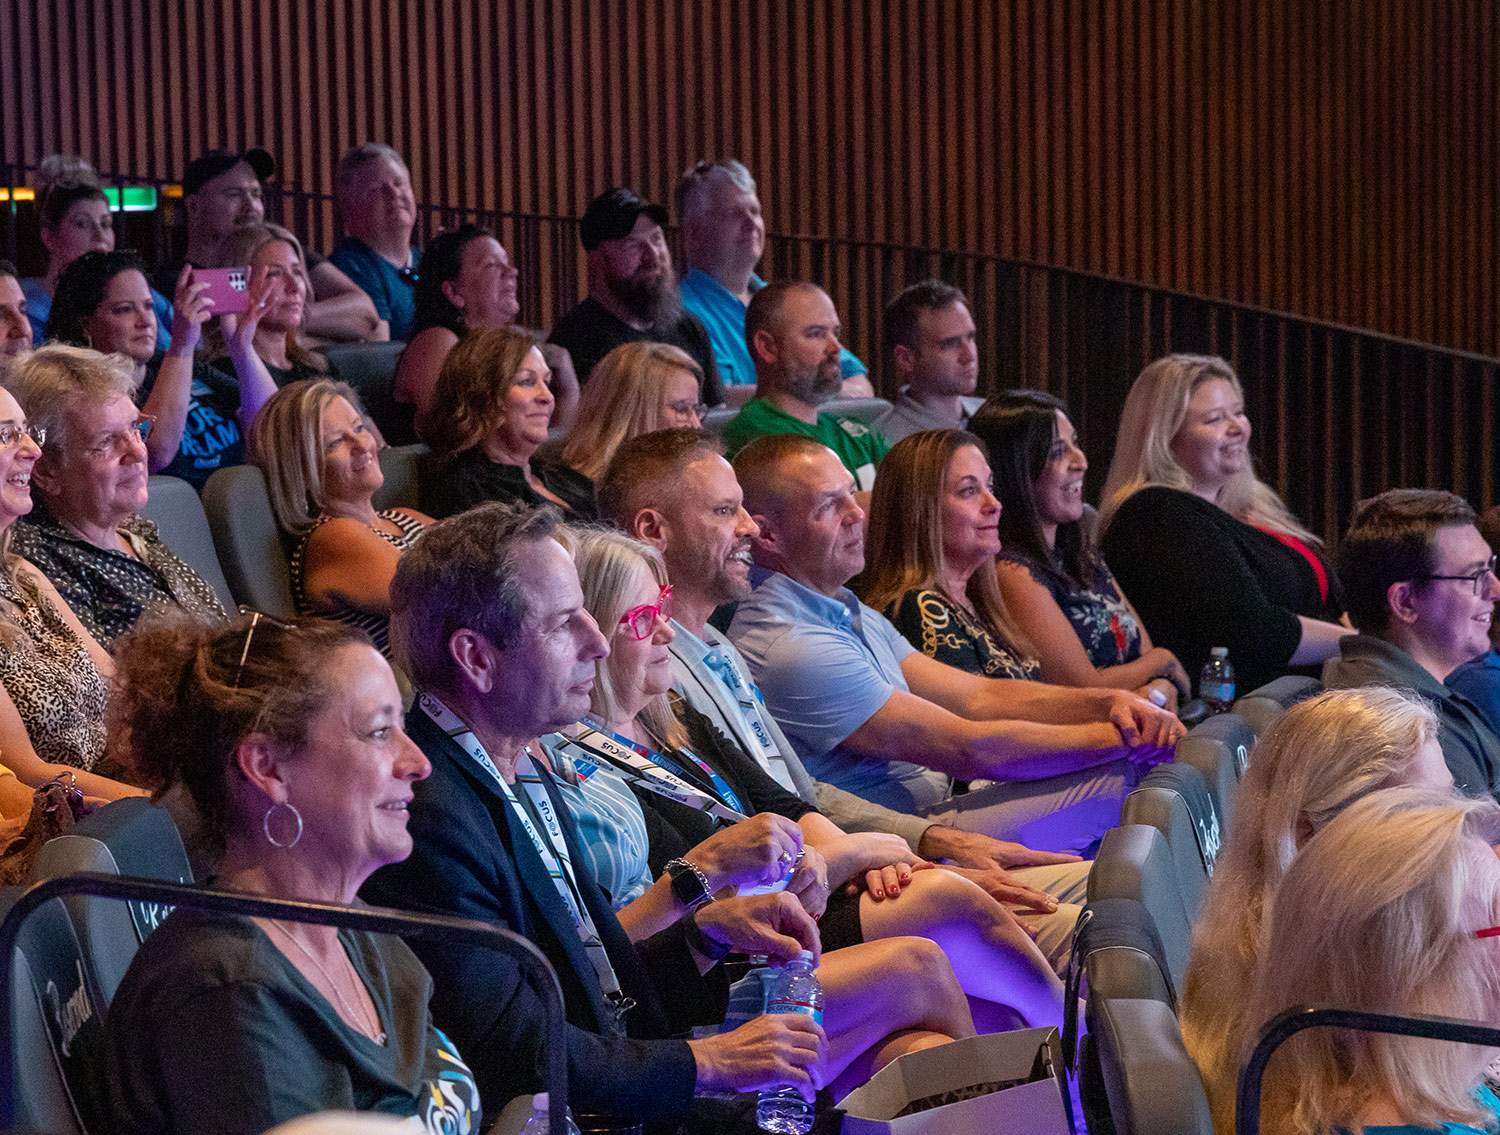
{"left": 266, "top": 920, "right": 386, "bottom": 1045}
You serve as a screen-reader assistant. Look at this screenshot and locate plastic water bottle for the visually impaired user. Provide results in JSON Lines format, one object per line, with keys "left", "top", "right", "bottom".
{"left": 520, "top": 1092, "right": 583, "bottom": 1135}
{"left": 1199, "top": 646, "right": 1236, "bottom": 713}
{"left": 756, "top": 950, "right": 823, "bottom": 1134}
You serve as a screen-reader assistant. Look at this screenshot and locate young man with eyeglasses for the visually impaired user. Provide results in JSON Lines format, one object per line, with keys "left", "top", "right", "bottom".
{"left": 1325, "top": 488, "right": 1500, "bottom": 802}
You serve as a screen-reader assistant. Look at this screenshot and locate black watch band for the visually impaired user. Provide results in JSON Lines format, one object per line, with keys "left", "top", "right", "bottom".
{"left": 664, "top": 858, "right": 713, "bottom": 910}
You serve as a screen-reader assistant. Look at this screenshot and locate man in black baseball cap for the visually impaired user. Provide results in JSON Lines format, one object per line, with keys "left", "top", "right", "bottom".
{"left": 547, "top": 187, "right": 725, "bottom": 406}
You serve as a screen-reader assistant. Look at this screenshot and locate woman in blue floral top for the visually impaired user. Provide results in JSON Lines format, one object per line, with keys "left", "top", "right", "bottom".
{"left": 974, "top": 391, "right": 1192, "bottom": 709}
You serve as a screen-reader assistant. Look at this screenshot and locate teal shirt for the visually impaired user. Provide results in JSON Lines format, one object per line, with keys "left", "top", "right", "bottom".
{"left": 680, "top": 268, "right": 867, "bottom": 387}
{"left": 721, "top": 397, "right": 889, "bottom": 490}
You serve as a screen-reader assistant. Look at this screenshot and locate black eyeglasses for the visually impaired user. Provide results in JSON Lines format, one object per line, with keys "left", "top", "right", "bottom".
{"left": 1414, "top": 555, "right": 1499, "bottom": 598}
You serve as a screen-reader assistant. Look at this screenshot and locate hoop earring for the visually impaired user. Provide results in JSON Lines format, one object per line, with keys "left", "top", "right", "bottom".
{"left": 262, "top": 800, "right": 304, "bottom": 849}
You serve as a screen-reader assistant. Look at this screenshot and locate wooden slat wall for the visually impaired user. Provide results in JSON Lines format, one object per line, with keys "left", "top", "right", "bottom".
{"left": 4, "top": 0, "right": 1497, "bottom": 357}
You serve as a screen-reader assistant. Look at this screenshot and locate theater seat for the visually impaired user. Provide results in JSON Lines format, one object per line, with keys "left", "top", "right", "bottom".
{"left": 29, "top": 798, "right": 194, "bottom": 1006}
{"left": 202, "top": 464, "right": 296, "bottom": 616}
{"left": 1233, "top": 675, "right": 1322, "bottom": 736}
{"left": 372, "top": 443, "right": 427, "bottom": 512}
{"left": 1091, "top": 998, "right": 1213, "bottom": 1135}
{"left": 1120, "top": 764, "right": 1222, "bottom": 922}
{"left": 1088, "top": 824, "right": 1196, "bottom": 998}
{"left": 323, "top": 340, "right": 411, "bottom": 443}
{"left": 3, "top": 887, "right": 104, "bottom": 1134}
{"left": 143, "top": 474, "right": 238, "bottom": 612}
{"left": 1171, "top": 713, "right": 1254, "bottom": 833}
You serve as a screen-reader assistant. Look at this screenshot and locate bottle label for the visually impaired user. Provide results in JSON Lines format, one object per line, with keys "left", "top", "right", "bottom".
{"left": 1201, "top": 681, "right": 1235, "bottom": 703}
{"left": 766, "top": 997, "right": 824, "bottom": 1026}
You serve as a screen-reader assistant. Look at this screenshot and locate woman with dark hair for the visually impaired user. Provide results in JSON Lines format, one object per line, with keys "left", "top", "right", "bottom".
{"left": 418, "top": 326, "right": 595, "bottom": 520}
{"left": 102, "top": 613, "right": 483, "bottom": 1134}
{"left": 22, "top": 180, "right": 174, "bottom": 349}
{"left": 974, "top": 390, "right": 1191, "bottom": 708}
{"left": 393, "top": 225, "right": 578, "bottom": 431}
{"left": 45, "top": 249, "right": 279, "bottom": 488}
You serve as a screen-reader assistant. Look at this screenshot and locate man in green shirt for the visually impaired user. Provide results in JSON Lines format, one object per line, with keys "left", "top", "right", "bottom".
{"left": 721, "top": 281, "right": 889, "bottom": 490}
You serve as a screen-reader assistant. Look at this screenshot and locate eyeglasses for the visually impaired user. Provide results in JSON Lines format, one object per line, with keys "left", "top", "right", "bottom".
{"left": 1415, "top": 554, "right": 1499, "bottom": 598}
{"left": 0, "top": 422, "right": 45, "bottom": 449}
{"left": 81, "top": 415, "right": 155, "bottom": 460}
{"left": 667, "top": 400, "right": 708, "bottom": 421}
{"left": 618, "top": 584, "right": 672, "bottom": 641}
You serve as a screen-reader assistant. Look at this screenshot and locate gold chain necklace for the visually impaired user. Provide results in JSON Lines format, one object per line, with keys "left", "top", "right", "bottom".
{"left": 266, "top": 920, "right": 387, "bottom": 1045}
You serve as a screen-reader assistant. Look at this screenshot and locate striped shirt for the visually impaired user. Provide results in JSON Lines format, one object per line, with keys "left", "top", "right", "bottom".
{"left": 289, "top": 509, "right": 426, "bottom": 657}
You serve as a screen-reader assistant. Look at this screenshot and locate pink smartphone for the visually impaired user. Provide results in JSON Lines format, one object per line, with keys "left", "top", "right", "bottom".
{"left": 196, "top": 266, "right": 252, "bottom": 315}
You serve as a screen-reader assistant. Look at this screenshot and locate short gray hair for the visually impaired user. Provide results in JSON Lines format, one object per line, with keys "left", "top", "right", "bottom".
{"left": 390, "top": 502, "right": 563, "bottom": 693}
{"left": 674, "top": 158, "right": 757, "bottom": 225}
{"left": 5, "top": 343, "right": 138, "bottom": 454}
{"left": 334, "top": 142, "right": 408, "bottom": 203}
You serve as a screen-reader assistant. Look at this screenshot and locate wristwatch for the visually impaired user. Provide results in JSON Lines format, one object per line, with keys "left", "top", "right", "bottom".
{"left": 664, "top": 858, "right": 714, "bottom": 910}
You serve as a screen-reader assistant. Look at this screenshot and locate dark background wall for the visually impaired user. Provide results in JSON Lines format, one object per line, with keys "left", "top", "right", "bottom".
{"left": 3, "top": 0, "right": 1497, "bottom": 539}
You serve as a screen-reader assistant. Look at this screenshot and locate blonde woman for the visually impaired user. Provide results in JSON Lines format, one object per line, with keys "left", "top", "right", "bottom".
{"left": 1098, "top": 354, "right": 1349, "bottom": 693}
{"left": 557, "top": 341, "right": 706, "bottom": 491}
{"left": 562, "top": 526, "right": 1071, "bottom": 1032}
{"left": 208, "top": 223, "right": 329, "bottom": 386}
{"left": 418, "top": 327, "right": 595, "bottom": 519}
{"left": 1238, "top": 788, "right": 1500, "bottom": 1134}
{"left": 1182, "top": 687, "right": 1456, "bottom": 1133}
{"left": 251, "top": 379, "right": 431, "bottom": 657}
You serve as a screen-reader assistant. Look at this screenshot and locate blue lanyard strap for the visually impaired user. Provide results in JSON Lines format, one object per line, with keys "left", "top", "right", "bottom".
{"left": 557, "top": 718, "right": 749, "bottom": 821}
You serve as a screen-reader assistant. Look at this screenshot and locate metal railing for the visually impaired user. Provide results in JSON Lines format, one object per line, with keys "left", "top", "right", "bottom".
{"left": 0, "top": 872, "right": 570, "bottom": 1135}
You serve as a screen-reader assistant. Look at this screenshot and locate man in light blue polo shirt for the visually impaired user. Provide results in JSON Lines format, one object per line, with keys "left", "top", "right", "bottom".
{"left": 724, "top": 433, "right": 1183, "bottom": 854}
{"left": 676, "top": 159, "right": 871, "bottom": 398}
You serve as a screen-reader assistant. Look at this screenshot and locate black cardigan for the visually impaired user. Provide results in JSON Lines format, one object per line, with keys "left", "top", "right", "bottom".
{"left": 1099, "top": 485, "right": 1343, "bottom": 694}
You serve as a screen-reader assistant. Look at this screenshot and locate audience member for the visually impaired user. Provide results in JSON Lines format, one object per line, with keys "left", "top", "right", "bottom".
{"left": 208, "top": 223, "right": 329, "bottom": 385}
{"left": 722, "top": 282, "right": 889, "bottom": 490}
{"left": 563, "top": 526, "right": 1069, "bottom": 1029}
{"left": 727, "top": 433, "right": 1181, "bottom": 854}
{"left": 1446, "top": 504, "right": 1500, "bottom": 731}
{"left": 872, "top": 280, "right": 983, "bottom": 442}
{"left": 0, "top": 260, "right": 32, "bottom": 361}
{"left": 329, "top": 143, "right": 421, "bottom": 341}
{"left": 163, "top": 148, "right": 385, "bottom": 345}
{"left": 103, "top": 614, "right": 482, "bottom": 1134}
{"left": 45, "top": 249, "right": 279, "bottom": 487}
{"left": 0, "top": 381, "right": 138, "bottom": 799}
{"left": 676, "top": 159, "right": 870, "bottom": 398}
{"left": 1181, "top": 687, "right": 1456, "bottom": 1133}
{"left": 1232, "top": 788, "right": 1500, "bottom": 1135}
{"left": 1323, "top": 489, "right": 1500, "bottom": 801}
{"left": 393, "top": 224, "right": 579, "bottom": 436}
{"left": 419, "top": 327, "right": 595, "bottom": 520}
{"left": 547, "top": 187, "right": 725, "bottom": 407}
{"left": 977, "top": 390, "right": 1191, "bottom": 705}
{"left": 557, "top": 341, "right": 706, "bottom": 490}
{"left": 860, "top": 430, "right": 1043, "bottom": 682}
{"left": 599, "top": 428, "right": 1093, "bottom": 973}
{"left": 252, "top": 380, "right": 432, "bottom": 658}
{"left": 1099, "top": 353, "right": 1349, "bottom": 692}
{"left": 365, "top": 502, "right": 974, "bottom": 1121}
{"left": 7, "top": 345, "right": 229, "bottom": 645}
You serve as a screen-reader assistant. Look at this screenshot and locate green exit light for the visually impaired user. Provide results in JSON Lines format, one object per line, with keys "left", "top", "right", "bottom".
{"left": 101, "top": 186, "right": 158, "bottom": 212}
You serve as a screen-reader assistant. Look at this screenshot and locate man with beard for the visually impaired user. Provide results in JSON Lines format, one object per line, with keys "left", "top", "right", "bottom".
{"left": 676, "top": 159, "right": 872, "bottom": 401}
{"left": 873, "top": 280, "right": 985, "bottom": 443}
{"left": 548, "top": 187, "right": 725, "bottom": 406}
{"left": 721, "top": 281, "right": 889, "bottom": 490}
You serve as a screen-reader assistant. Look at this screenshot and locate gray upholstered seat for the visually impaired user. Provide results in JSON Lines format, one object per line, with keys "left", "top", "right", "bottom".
{"left": 1087, "top": 823, "right": 1196, "bottom": 998}
{"left": 1120, "top": 764, "right": 1222, "bottom": 922}
{"left": 1172, "top": 712, "right": 1255, "bottom": 833}
{"left": 142, "top": 474, "right": 237, "bottom": 611}
{"left": 1233, "top": 675, "right": 1322, "bottom": 736}
{"left": 1091, "top": 998, "right": 1213, "bottom": 1135}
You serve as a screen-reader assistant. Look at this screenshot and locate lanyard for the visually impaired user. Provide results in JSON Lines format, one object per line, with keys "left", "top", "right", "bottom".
{"left": 418, "top": 694, "right": 632, "bottom": 1021}
{"left": 555, "top": 719, "right": 749, "bottom": 823}
{"left": 699, "top": 645, "right": 798, "bottom": 792}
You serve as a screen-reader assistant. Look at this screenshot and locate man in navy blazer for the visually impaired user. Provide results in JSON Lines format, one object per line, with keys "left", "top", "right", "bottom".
{"left": 363, "top": 503, "right": 827, "bottom": 1124}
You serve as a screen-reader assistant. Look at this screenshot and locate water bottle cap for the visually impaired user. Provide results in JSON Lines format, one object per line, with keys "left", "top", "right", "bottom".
{"left": 798, "top": 948, "right": 815, "bottom": 963}
{"left": 532, "top": 1093, "right": 550, "bottom": 1112}
{"left": 1210, "top": 646, "right": 1228, "bottom": 657}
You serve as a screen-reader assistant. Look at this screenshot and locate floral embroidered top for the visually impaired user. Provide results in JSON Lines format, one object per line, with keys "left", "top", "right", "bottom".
{"left": 998, "top": 549, "right": 1145, "bottom": 668}
{"left": 888, "top": 587, "right": 1040, "bottom": 680}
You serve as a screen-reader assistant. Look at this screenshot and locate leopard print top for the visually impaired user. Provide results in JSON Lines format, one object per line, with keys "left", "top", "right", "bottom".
{"left": 0, "top": 563, "right": 108, "bottom": 770}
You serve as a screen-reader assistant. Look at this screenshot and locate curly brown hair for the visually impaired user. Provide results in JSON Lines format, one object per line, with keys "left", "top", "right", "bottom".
{"left": 108, "top": 614, "right": 372, "bottom": 855}
{"left": 420, "top": 325, "right": 537, "bottom": 461}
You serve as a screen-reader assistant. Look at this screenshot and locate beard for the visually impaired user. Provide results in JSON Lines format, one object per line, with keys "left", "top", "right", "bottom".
{"left": 611, "top": 269, "right": 683, "bottom": 327}
{"left": 785, "top": 357, "right": 843, "bottom": 406}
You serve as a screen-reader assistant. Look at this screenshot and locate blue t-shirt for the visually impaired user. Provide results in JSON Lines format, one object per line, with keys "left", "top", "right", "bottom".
{"left": 728, "top": 568, "right": 950, "bottom": 812}
{"left": 1335, "top": 1082, "right": 1500, "bottom": 1133}
{"left": 23, "top": 276, "right": 174, "bottom": 351}
{"left": 1446, "top": 649, "right": 1500, "bottom": 737}
{"left": 330, "top": 238, "right": 421, "bottom": 341}
{"left": 680, "top": 268, "right": 867, "bottom": 387}
{"left": 141, "top": 354, "right": 243, "bottom": 490}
